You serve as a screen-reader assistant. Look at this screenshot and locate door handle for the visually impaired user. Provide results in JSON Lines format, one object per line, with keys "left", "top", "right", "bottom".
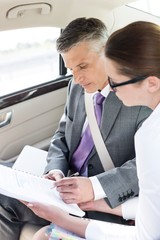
{"left": 0, "top": 111, "right": 12, "bottom": 128}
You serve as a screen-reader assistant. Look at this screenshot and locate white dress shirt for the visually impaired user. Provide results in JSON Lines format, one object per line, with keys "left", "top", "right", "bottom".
{"left": 135, "top": 103, "right": 160, "bottom": 239}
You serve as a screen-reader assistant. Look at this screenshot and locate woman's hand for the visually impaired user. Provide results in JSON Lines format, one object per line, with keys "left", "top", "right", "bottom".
{"left": 21, "top": 201, "right": 89, "bottom": 238}
{"left": 22, "top": 201, "right": 68, "bottom": 224}
{"left": 79, "top": 199, "right": 107, "bottom": 211}
{"left": 79, "top": 199, "right": 122, "bottom": 216}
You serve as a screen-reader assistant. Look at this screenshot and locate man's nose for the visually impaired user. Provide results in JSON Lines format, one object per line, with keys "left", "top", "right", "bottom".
{"left": 72, "top": 70, "right": 82, "bottom": 84}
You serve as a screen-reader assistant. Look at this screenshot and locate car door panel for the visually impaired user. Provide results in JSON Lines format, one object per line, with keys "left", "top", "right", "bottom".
{"left": 0, "top": 84, "right": 68, "bottom": 165}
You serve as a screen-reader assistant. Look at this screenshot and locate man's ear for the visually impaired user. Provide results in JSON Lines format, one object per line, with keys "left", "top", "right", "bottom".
{"left": 147, "top": 76, "right": 160, "bottom": 93}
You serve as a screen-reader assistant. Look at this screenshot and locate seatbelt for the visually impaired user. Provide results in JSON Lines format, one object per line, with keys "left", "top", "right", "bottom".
{"left": 85, "top": 91, "right": 114, "bottom": 171}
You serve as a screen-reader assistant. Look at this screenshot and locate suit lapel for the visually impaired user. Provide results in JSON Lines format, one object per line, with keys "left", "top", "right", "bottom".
{"left": 101, "top": 92, "right": 122, "bottom": 139}
{"left": 70, "top": 88, "right": 86, "bottom": 155}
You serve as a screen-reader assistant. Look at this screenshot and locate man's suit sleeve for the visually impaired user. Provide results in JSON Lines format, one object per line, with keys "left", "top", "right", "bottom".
{"left": 97, "top": 106, "right": 152, "bottom": 208}
{"left": 44, "top": 80, "right": 73, "bottom": 176}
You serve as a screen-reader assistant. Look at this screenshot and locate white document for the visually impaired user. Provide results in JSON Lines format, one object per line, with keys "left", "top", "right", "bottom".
{"left": 0, "top": 165, "right": 85, "bottom": 217}
{"left": 12, "top": 145, "right": 48, "bottom": 176}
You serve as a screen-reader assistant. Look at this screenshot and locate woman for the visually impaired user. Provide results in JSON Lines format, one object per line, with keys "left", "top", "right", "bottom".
{"left": 26, "top": 21, "right": 160, "bottom": 239}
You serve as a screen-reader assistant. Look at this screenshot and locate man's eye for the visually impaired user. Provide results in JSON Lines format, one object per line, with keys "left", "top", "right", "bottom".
{"left": 79, "top": 65, "right": 86, "bottom": 69}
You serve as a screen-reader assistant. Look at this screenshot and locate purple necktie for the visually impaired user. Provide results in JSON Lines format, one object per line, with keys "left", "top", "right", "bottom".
{"left": 70, "top": 93, "right": 105, "bottom": 175}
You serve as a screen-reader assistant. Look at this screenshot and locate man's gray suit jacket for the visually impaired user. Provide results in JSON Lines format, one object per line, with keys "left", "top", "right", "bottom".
{"left": 45, "top": 79, "right": 152, "bottom": 223}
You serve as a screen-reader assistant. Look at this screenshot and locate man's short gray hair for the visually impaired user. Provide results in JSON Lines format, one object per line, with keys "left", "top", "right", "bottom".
{"left": 56, "top": 17, "right": 108, "bottom": 54}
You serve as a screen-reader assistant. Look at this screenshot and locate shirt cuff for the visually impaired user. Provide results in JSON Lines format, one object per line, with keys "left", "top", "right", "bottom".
{"left": 121, "top": 197, "right": 138, "bottom": 220}
{"left": 85, "top": 220, "right": 107, "bottom": 240}
{"left": 89, "top": 176, "right": 106, "bottom": 200}
{"left": 85, "top": 220, "right": 136, "bottom": 240}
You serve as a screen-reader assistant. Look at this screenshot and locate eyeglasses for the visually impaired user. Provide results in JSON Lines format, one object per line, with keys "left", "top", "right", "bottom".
{"left": 108, "top": 75, "right": 147, "bottom": 91}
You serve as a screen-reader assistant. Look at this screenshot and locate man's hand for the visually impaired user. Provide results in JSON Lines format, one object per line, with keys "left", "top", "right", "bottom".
{"left": 55, "top": 177, "right": 94, "bottom": 204}
{"left": 43, "top": 170, "right": 64, "bottom": 181}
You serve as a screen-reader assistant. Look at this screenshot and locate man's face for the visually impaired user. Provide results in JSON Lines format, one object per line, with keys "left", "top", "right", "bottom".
{"left": 62, "top": 41, "right": 108, "bottom": 93}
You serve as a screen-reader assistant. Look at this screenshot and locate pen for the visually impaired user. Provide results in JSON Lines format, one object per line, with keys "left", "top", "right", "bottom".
{"left": 70, "top": 172, "right": 79, "bottom": 177}
{"left": 50, "top": 172, "right": 79, "bottom": 189}
{"left": 50, "top": 183, "right": 55, "bottom": 189}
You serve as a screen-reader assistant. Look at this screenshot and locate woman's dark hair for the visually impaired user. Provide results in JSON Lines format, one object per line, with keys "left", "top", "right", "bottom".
{"left": 105, "top": 21, "right": 160, "bottom": 78}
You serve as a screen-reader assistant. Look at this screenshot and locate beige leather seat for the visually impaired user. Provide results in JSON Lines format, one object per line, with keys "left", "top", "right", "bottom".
{"left": 19, "top": 224, "right": 43, "bottom": 240}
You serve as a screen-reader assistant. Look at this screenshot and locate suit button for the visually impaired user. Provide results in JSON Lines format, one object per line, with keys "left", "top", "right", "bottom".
{"left": 118, "top": 195, "right": 122, "bottom": 202}
{"left": 123, "top": 195, "right": 126, "bottom": 200}
{"left": 88, "top": 164, "right": 93, "bottom": 170}
{"left": 127, "top": 192, "right": 130, "bottom": 198}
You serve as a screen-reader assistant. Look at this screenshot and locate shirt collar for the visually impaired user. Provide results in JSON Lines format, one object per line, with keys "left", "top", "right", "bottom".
{"left": 92, "top": 84, "right": 110, "bottom": 98}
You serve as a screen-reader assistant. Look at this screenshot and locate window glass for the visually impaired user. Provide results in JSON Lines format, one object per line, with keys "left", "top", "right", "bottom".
{"left": 0, "top": 27, "right": 60, "bottom": 96}
{"left": 127, "top": 0, "right": 160, "bottom": 17}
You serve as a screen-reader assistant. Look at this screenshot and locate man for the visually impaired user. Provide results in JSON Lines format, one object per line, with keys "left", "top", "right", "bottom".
{"left": 0, "top": 17, "right": 152, "bottom": 240}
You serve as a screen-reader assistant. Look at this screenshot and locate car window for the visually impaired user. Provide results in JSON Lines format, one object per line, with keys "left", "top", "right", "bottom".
{"left": 0, "top": 27, "right": 61, "bottom": 97}
{"left": 127, "top": 0, "right": 160, "bottom": 17}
